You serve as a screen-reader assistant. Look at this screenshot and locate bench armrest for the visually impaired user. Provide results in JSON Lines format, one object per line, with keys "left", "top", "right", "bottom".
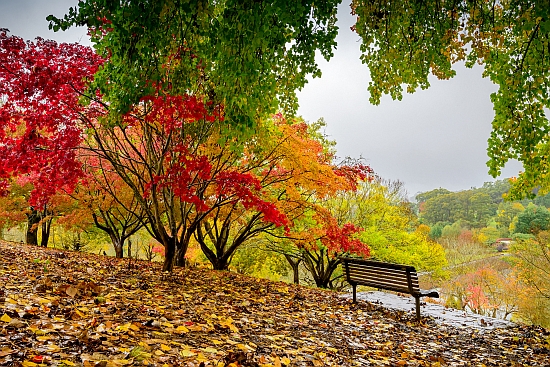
{"left": 418, "top": 289, "right": 439, "bottom": 298}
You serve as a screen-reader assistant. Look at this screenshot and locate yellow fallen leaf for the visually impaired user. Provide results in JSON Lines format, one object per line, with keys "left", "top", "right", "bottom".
{"left": 180, "top": 350, "right": 196, "bottom": 357}
{"left": 202, "top": 347, "right": 218, "bottom": 354}
{"left": 175, "top": 325, "right": 189, "bottom": 333}
{"left": 117, "top": 323, "right": 131, "bottom": 332}
{"left": 61, "top": 360, "right": 76, "bottom": 366}
{"left": 0, "top": 314, "right": 11, "bottom": 323}
{"left": 281, "top": 357, "right": 291, "bottom": 365}
{"left": 274, "top": 357, "right": 282, "bottom": 367}
{"left": 66, "top": 286, "right": 78, "bottom": 297}
{"left": 154, "top": 350, "right": 164, "bottom": 356}
{"left": 237, "top": 344, "right": 253, "bottom": 352}
{"left": 129, "top": 324, "right": 140, "bottom": 331}
{"left": 22, "top": 361, "right": 37, "bottom": 367}
{"left": 160, "top": 344, "right": 171, "bottom": 352}
{"left": 47, "top": 345, "right": 61, "bottom": 352}
{"left": 197, "top": 353, "right": 208, "bottom": 362}
{"left": 211, "top": 339, "right": 223, "bottom": 345}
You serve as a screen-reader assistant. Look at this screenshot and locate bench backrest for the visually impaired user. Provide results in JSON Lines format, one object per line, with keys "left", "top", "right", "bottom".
{"left": 341, "top": 257, "right": 421, "bottom": 296}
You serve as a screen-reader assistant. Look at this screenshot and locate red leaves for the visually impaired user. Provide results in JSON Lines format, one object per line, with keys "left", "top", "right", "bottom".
{"left": 145, "top": 144, "right": 213, "bottom": 211}
{"left": 141, "top": 95, "right": 221, "bottom": 132}
{"left": 323, "top": 222, "right": 369, "bottom": 256}
{"left": 216, "top": 171, "right": 289, "bottom": 229}
{"left": 0, "top": 31, "right": 103, "bottom": 205}
{"left": 334, "top": 162, "right": 374, "bottom": 191}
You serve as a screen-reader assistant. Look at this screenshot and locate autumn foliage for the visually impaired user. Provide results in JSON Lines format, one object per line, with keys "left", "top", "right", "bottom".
{"left": 0, "top": 31, "right": 103, "bottom": 205}
{"left": 0, "top": 31, "right": 372, "bottom": 273}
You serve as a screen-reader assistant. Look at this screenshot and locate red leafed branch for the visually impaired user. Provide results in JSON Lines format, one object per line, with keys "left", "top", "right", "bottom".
{"left": 322, "top": 221, "right": 369, "bottom": 257}
{"left": 216, "top": 171, "right": 289, "bottom": 229}
{"left": 334, "top": 162, "right": 374, "bottom": 191}
{"left": 0, "top": 31, "right": 103, "bottom": 206}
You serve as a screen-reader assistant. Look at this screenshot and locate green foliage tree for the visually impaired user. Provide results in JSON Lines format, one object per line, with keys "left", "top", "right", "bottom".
{"left": 49, "top": 2, "right": 550, "bottom": 198}
{"left": 440, "top": 221, "right": 464, "bottom": 239}
{"left": 352, "top": 1, "right": 550, "bottom": 198}
{"left": 514, "top": 203, "right": 550, "bottom": 234}
{"left": 48, "top": 0, "right": 339, "bottom": 130}
{"left": 495, "top": 201, "right": 525, "bottom": 236}
{"left": 419, "top": 187, "right": 499, "bottom": 228}
{"left": 415, "top": 188, "right": 451, "bottom": 205}
{"left": 428, "top": 222, "right": 445, "bottom": 240}
{"left": 481, "top": 180, "right": 511, "bottom": 204}
{"left": 510, "top": 231, "right": 550, "bottom": 327}
{"left": 336, "top": 179, "right": 447, "bottom": 273}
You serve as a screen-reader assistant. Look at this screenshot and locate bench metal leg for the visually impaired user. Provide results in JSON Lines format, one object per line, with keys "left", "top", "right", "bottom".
{"left": 352, "top": 284, "right": 357, "bottom": 303}
{"left": 415, "top": 296, "right": 420, "bottom": 321}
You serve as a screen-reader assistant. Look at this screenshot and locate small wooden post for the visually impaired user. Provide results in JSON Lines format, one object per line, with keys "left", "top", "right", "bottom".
{"left": 415, "top": 296, "right": 421, "bottom": 321}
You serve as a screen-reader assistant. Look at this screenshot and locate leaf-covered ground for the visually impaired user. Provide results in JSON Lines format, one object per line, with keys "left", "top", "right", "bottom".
{"left": 1, "top": 241, "right": 549, "bottom": 367}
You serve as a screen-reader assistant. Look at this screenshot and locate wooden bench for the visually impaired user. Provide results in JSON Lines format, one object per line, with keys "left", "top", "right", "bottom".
{"left": 341, "top": 257, "right": 439, "bottom": 320}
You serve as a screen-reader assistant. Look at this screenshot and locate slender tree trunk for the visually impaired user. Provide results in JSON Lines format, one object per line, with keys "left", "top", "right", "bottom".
{"left": 284, "top": 254, "right": 301, "bottom": 284}
{"left": 302, "top": 249, "right": 341, "bottom": 289}
{"left": 174, "top": 230, "right": 195, "bottom": 267}
{"left": 26, "top": 208, "right": 40, "bottom": 246}
{"left": 40, "top": 218, "right": 52, "bottom": 248}
{"left": 174, "top": 247, "right": 186, "bottom": 267}
{"left": 163, "top": 239, "right": 176, "bottom": 272}
{"left": 114, "top": 241, "right": 124, "bottom": 258}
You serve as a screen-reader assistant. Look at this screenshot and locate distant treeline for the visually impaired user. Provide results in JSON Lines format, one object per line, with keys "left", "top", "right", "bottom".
{"left": 416, "top": 180, "right": 550, "bottom": 239}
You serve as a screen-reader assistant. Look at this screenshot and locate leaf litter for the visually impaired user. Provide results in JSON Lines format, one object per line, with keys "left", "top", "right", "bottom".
{"left": 0, "top": 241, "right": 549, "bottom": 367}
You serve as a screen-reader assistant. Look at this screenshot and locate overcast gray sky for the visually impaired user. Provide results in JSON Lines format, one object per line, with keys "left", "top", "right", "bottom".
{"left": 0, "top": 0, "right": 523, "bottom": 197}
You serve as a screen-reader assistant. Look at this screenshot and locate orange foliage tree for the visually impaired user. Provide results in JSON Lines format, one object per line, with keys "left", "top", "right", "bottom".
{"left": 193, "top": 117, "right": 369, "bottom": 272}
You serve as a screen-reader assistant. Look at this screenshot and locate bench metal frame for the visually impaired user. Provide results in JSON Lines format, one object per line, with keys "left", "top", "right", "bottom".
{"left": 341, "top": 257, "right": 439, "bottom": 320}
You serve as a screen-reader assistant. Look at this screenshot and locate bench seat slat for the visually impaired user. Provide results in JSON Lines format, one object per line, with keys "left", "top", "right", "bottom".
{"left": 352, "top": 283, "right": 412, "bottom": 294}
{"left": 347, "top": 267, "right": 410, "bottom": 279}
{"left": 347, "top": 263, "right": 410, "bottom": 273}
{"left": 347, "top": 268, "right": 420, "bottom": 286}
{"left": 349, "top": 278, "right": 419, "bottom": 292}
{"left": 348, "top": 275, "right": 414, "bottom": 290}
{"left": 347, "top": 267, "right": 417, "bottom": 282}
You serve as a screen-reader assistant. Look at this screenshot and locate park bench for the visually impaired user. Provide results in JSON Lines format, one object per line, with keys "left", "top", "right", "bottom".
{"left": 340, "top": 257, "right": 439, "bottom": 320}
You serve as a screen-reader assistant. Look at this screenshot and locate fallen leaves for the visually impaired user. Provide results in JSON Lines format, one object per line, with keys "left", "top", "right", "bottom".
{"left": 1, "top": 240, "right": 549, "bottom": 367}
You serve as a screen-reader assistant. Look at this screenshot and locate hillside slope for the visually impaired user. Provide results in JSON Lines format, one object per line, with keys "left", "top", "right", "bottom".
{"left": 0, "top": 241, "right": 548, "bottom": 366}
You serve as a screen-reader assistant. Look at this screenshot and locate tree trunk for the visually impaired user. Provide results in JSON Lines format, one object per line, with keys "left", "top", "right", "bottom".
{"left": 212, "top": 256, "right": 230, "bottom": 271}
{"left": 302, "top": 249, "right": 341, "bottom": 289}
{"left": 284, "top": 254, "right": 301, "bottom": 284}
{"left": 127, "top": 238, "right": 132, "bottom": 259}
{"left": 174, "top": 248, "right": 185, "bottom": 267}
{"left": 40, "top": 218, "right": 52, "bottom": 248}
{"left": 114, "top": 241, "right": 124, "bottom": 258}
{"left": 163, "top": 240, "right": 176, "bottom": 272}
{"left": 26, "top": 209, "right": 40, "bottom": 246}
{"left": 174, "top": 231, "right": 194, "bottom": 267}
